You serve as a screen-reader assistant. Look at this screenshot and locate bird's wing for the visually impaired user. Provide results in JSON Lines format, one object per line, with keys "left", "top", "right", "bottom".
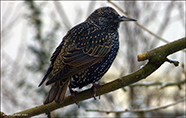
{"left": 38, "top": 39, "right": 64, "bottom": 86}
{"left": 46, "top": 23, "right": 113, "bottom": 85}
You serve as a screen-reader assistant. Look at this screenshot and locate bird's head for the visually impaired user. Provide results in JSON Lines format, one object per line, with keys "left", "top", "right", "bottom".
{"left": 87, "top": 7, "right": 136, "bottom": 32}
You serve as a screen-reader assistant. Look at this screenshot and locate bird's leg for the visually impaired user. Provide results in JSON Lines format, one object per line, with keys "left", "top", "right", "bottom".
{"left": 91, "top": 82, "right": 101, "bottom": 100}
{"left": 69, "top": 86, "right": 80, "bottom": 108}
{"left": 45, "top": 112, "right": 51, "bottom": 118}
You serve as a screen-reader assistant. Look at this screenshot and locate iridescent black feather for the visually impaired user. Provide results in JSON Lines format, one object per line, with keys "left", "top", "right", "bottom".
{"left": 38, "top": 7, "right": 136, "bottom": 104}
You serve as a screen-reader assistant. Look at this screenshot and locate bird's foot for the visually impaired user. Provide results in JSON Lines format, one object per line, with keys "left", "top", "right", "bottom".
{"left": 91, "top": 82, "right": 101, "bottom": 100}
{"left": 69, "top": 87, "right": 80, "bottom": 108}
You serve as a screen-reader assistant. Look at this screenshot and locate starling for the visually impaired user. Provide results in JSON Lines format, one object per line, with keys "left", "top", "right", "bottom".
{"left": 39, "top": 7, "right": 136, "bottom": 104}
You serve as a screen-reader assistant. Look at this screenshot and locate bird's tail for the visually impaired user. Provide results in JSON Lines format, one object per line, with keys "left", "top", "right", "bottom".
{"left": 43, "top": 78, "right": 70, "bottom": 104}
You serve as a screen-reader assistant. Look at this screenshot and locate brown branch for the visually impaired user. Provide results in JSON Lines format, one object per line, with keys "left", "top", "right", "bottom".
{"left": 86, "top": 97, "right": 186, "bottom": 114}
{"left": 5, "top": 37, "right": 186, "bottom": 117}
{"left": 138, "top": 37, "right": 186, "bottom": 62}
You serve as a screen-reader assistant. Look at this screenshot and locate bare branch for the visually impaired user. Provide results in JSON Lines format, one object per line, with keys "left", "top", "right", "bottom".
{"left": 53, "top": 2, "right": 71, "bottom": 30}
{"left": 138, "top": 37, "right": 186, "bottom": 62}
{"left": 5, "top": 37, "right": 186, "bottom": 118}
{"left": 129, "top": 79, "right": 186, "bottom": 89}
{"left": 86, "top": 97, "right": 186, "bottom": 114}
{"left": 107, "top": 0, "right": 171, "bottom": 44}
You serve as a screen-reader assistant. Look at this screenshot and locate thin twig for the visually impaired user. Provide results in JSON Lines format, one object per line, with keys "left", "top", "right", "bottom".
{"left": 53, "top": 2, "right": 71, "bottom": 30}
{"left": 108, "top": 0, "right": 169, "bottom": 43}
{"left": 86, "top": 97, "right": 186, "bottom": 114}
{"left": 129, "top": 79, "right": 186, "bottom": 89}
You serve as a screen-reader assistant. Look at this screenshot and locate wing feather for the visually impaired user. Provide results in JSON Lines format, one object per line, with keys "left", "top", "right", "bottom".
{"left": 46, "top": 22, "right": 114, "bottom": 85}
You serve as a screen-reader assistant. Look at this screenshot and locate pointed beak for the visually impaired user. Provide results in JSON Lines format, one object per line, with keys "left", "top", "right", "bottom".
{"left": 118, "top": 16, "right": 137, "bottom": 22}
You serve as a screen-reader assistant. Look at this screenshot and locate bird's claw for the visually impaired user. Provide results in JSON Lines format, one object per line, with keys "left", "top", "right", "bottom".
{"left": 69, "top": 87, "right": 80, "bottom": 108}
{"left": 91, "top": 83, "right": 101, "bottom": 100}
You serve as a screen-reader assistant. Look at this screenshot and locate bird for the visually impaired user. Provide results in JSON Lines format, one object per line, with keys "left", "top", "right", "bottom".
{"left": 38, "top": 6, "right": 136, "bottom": 105}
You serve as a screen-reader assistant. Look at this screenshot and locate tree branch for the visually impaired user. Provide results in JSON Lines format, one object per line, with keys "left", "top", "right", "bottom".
{"left": 138, "top": 37, "right": 186, "bottom": 62}
{"left": 5, "top": 37, "right": 186, "bottom": 117}
{"left": 86, "top": 97, "right": 186, "bottom": 114}
{"left": 129, "top": 79, "right": 186, "bottom": 89}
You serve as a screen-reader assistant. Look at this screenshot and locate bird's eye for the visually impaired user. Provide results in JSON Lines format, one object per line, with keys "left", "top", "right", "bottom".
{"left": 107, "top": 16, "right": 113, "bottom": 21}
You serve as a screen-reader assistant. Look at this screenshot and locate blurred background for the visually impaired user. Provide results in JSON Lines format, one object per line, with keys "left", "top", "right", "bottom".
{"left": 1, "top": 1, "right": 185, "bottom": 117}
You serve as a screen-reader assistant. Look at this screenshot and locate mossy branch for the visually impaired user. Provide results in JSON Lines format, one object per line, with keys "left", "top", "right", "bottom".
{"left": 3, "top": 37, "right": 186, "bottom": 118}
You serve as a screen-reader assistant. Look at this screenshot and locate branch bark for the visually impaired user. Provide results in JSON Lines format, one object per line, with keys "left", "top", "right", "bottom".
{"left": 4, "top": 37, "right": 186, "bottom": 118}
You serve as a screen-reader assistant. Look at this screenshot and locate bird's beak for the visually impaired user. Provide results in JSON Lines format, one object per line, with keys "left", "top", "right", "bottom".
{"left": 118, "top": 16, "right": 137, "bottom": 22}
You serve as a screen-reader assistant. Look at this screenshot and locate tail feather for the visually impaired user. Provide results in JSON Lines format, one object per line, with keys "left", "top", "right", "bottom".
{"left": 43, "top": 78, "right": 70, "bottom": 104}
{"left": 38, "top": 65, "right": 53, "bottom": 87}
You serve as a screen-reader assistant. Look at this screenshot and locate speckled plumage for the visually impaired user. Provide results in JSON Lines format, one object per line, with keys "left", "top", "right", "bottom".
{"left": 39, "top": 7, "right": 136, "bottom": 104}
